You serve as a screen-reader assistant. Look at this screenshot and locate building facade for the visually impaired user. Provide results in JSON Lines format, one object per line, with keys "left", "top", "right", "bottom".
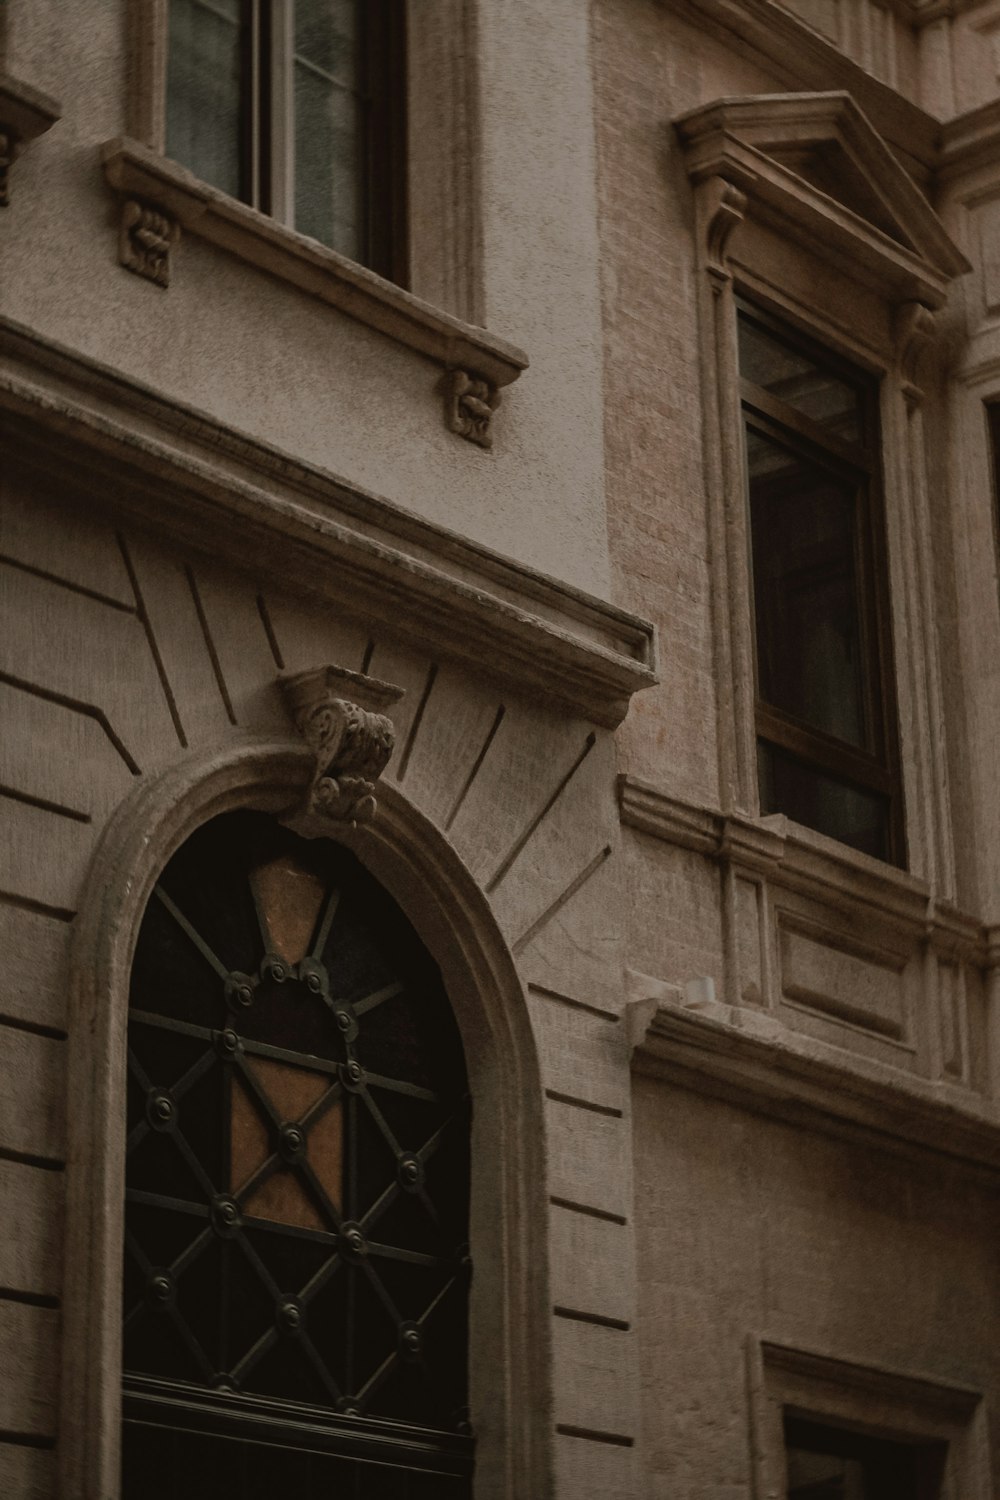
{"left": 1, "top": 1, "right": 998, "bottom": 1497}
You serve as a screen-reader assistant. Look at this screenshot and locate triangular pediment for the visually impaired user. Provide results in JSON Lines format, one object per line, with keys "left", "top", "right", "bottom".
{"left": 675, "top": 91, "right": 969, "bottom": 303}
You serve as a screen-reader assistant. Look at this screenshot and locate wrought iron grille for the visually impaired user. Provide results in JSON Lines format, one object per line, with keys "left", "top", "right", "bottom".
{"left": 122, "top": 811, "right": 473, "bottom": 1495}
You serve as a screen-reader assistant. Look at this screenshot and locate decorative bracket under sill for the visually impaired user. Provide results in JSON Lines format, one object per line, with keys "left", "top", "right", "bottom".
{"left": 0, "top": 73, "right": 61, "bottom": 206}
{"left": 99, "top": 136, "right": 529, "bottom": 446}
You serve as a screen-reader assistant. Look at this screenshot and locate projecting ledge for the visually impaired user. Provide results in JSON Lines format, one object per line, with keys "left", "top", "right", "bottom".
{"left": 99, "top": 137, "right": 528, "bottom": 393}
{"left": 629, "top": 984, "right": 1000, "bottom": 1174}
{"left": 0, "top": 317, "right": 655, "bottom": 730}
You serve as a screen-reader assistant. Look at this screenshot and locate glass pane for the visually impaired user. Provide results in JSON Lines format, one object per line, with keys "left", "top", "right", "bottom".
{"left": 294, "top": 0, "right": 363, "bottom": 256}
{"left": 784, "top": 1416, "right": 947, "bottom": 1500}
{"left": 739, "top": 314, "right": 864, "bottom": 447}
{"left": 166, "top": 0, "right": 246, "bottom": 200}
{"left": 748, "top": 429, "right": 868, "bottom": 749}
{"left": 758, "top": 741, "right": 890, "bottom": 860}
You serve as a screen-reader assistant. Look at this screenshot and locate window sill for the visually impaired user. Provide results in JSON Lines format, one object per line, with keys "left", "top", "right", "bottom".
{"left": 99, "top": 137, "right": 528, "bottom": 393}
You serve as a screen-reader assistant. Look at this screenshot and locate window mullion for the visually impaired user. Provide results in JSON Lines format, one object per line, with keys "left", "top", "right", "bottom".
{"left": 267, "top": 0, "right": 295, "bottom": 226}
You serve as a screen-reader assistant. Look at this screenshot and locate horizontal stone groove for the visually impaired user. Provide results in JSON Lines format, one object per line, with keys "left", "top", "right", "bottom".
{"left": 528, "top": 984, "right": 619, "bottom": 1023}
{"left": 0, "top": 888, "right": 76, "bottom": 923}
{"left": 549, "top": 1195, "right": 627, "bottom": 1226}
{"left": 0, "top": 1287, "right": 60, "bottom": 1310}
{"left": 553, "top": 1305, "right": 630, "bottom": 1331}
{"left": 0, "top": 1012, "right": 68, "bottom": 1042}
{"left": 0, "top": 552, "right": 137, "bottom": 613}
{"left": 555, "top": 1424, "right": 634, "bottom": 1448}
{"left": 0, "top": 784, "right": 91, "bottom": 825}
{"left": 0, "top": 1429, "right": 57, "bottom": 1450}
{"left": 545, "top": 1089, "right": 623, "bottom": 1119}
{"left": 0, "top": 1145, "right": 65, "bottom": 1173}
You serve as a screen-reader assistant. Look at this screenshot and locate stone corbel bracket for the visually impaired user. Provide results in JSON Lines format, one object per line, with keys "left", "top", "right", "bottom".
{"left": 119, "top": 198, "right": 179, "bottom": 287}
{"left": 699, "top": 174, "right": 748, "bottom": 290}
{"left": 0, "top": 73, "right": 61, "bottom": 206}
{"left": 895, "top": 300, "right": 937, "bottom": 407}
{"left": 280, "top": 664, "right": 405, "bottom": 827}
{"left": 446, "top": 368, "right": 501, "bottom": 449}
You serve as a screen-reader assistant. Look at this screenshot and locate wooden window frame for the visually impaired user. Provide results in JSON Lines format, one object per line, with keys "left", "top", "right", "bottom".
{"left": 738, "top": 298, "right": 906, "bottom": 866}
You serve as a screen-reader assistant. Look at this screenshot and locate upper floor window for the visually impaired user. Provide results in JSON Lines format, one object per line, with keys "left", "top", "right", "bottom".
{"left": 166, "top": 0, "right": 407, "bottom": 281}
{"left": 785, "top": 1413, "right": 946, "bottom": 1499}
{"left": 121, "top": 809, "right": 471, "bottom": 1494}
{"left": 739, "top": 303, "right": 905, "bottom": 864}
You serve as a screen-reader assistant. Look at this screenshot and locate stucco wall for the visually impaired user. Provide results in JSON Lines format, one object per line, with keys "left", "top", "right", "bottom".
{"left": 634, "top": 1079, "right": 1000, "bottom": 1498}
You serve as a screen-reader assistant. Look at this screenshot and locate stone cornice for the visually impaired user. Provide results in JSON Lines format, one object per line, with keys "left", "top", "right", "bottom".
{"left": 0, "top": 318, "right": 656, "bottom": 729}
{"left": 666, "top": 0, "right": 941, "bottom": 178}
{"left": 618, "top": 777, "right": 987, "bottom": 954}
{"left": 99, "top": 137, "right": 527, "bottom": 392}
{"left": 938, "top": 97, "right": 1000, "bottom": 185}
{"left": 632, "top": 992, "right": 1000, "bottom": 1173}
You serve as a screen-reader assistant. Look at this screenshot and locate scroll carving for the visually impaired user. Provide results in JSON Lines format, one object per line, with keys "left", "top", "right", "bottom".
{"left": 895, "top": 300, "right": 937, "bottom": 406}
{"left": 446, "top": 369, "right": 500, "bottom": 449}
{"left": 119, "top": 198, "right": 178, "bottom": 287}
{"left": 701, "top": 175, "right": 747, "bottom": 289}
{"left": 280, "top": 664, "right": 405, "bottom": 826}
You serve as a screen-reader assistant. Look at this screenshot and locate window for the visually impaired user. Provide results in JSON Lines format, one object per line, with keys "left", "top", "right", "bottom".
{"left": 121, "top": 810, "right": 471, "bottom": 1495}
{"left": 785, "top": 1414, "right": 946, "bottom": 1500}
{"left": 739, "top": 303, "right": 904, "bottom": 864}
{"left": 166, "top": 0, "right": 407, "bottom": 281}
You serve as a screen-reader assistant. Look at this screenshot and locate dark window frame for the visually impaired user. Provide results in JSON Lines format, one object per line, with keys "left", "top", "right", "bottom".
{"left": 737, "top": 297, "right": 906, "bottom": 866}
{"left": 120, "top": 810, "right": 472, "bottom": 1495}
{"left": 167, "top": 0, "right": 408, "bottom": 284}
{"left": 785, "top": 1411, "right": 948, "bottom": 1499}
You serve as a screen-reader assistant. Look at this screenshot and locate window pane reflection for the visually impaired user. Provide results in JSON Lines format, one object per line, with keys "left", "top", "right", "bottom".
{"left": 748, "top": 429, "right": 867, "bottom": 749}
{"left": 739, "top": 315, "right": 863, "bottom": 447}
{"left": 758, "top": 742, "right": 889, "bottom": 860}
{"left": 294, "top": 0, "right": 362, "bottom": 256}
{"left": 167, "top": 0, "right": 246, "bottom": 200}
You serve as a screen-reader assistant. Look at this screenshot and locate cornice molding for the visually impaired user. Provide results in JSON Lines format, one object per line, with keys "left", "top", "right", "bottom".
{"left": 632, "top": 992, "right": 1000, "bottom": 1173}
{"left": 0, "top": 318, "right": 656, "bottom": 729}
{"left": 675, "top": 92, "right": 970, "bottom": 309}
{"left": 99, "top": 137, "right": 528, "bottom": 394}
{"left": 618, "top": 776, "right": 986, "bottom": 952}
{"left": 938, "top": 97, "right": 1000, "bottom": 185}
{"left": 666, "top": 0, "right": 941, "bottom": 177}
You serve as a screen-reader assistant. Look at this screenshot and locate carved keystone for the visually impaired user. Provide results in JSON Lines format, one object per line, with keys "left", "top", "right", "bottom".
{"left": 446, "top": 369, "right": 500, "bottom": 449}
{"left": 280, "top": 665, "right": 405, "bottom": 826}
{"left": 119, "top": 198, "right": 179, "bottom": 287}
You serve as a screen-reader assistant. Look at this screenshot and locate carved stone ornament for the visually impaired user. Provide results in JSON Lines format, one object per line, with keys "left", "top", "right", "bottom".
{"left": 119, "top": 198, "right": 179, "bottom": 287}
{"left": 701, "top": 174, "right": 747, "bottom": 288}
{"left": 895, "top": 300, "right": 937, "bottom": 407}
{"left": 446, "top": 368, "right": 500, "bottom": 449}
{"left": 280, "top": 664, "right": 405, "bottom": 826}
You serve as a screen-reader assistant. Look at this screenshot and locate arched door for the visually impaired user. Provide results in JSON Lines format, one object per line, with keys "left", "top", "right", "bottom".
{"left": 121, "top": 809, "right": 473, "bottom": 1495}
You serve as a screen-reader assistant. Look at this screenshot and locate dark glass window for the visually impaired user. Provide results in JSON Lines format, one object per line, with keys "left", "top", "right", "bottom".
{"left": 739, "top": 305, "right": 904, "bottom": 864}
{"left": 166, "top": 0, "right": 407, "bottom": 281}
{"left": 785, "top": 1414, "right": 947, "bottom": 1500}
{"left": 122, "top": 811, "right": 472, "bottom": 1497}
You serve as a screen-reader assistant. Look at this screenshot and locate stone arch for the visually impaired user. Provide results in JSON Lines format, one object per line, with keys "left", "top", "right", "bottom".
{"left": 59, "top": 733, "right": 551, "bottom": 1500}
